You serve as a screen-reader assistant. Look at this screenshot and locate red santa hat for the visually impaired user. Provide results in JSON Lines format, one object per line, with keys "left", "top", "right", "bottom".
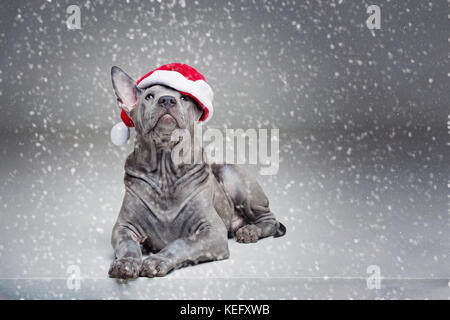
{"left": 110, "top": 63, "right": 214, "bottom": 145}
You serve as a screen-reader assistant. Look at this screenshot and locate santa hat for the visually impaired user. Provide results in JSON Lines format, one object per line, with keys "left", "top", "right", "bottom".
{"left": 110, "top": 63, "right": 214, "bottom": 145}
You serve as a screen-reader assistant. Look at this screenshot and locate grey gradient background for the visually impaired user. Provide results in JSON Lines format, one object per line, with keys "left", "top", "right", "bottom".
{"left": 0, "top": 0, "right": 449, "bottom": 299}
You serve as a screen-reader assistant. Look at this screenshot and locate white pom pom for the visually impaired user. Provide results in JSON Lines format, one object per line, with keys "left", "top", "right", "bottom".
{"left": 110, "top": 122, "right": 130, "bottom": 146}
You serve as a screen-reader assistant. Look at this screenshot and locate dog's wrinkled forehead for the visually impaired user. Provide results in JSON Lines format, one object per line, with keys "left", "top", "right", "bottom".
{"left": 141, "top": 84, "right": 181, "bottom": 97}
{"left": 139, "top": 84, "right": 204, "bottom": 116}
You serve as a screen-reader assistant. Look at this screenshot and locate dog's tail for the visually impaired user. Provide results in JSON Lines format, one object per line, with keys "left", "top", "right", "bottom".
{"left": 274, "top": 222, "right": 287, "bottom": 238}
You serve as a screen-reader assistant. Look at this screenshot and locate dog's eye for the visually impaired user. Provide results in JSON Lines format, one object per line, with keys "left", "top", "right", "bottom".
{"left": 180, "top": 95, "right": 188, "bottom": 101}
{"left": 145, "top": 93, "right": 154, "bottom": 100}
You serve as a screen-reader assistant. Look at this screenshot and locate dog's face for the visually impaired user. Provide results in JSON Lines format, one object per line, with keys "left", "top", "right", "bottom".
{"left": 111, "top": 66, "right": 203, "bottom": 146}
{"left": 137, "top": 85, "right": 202, "bottom": 142}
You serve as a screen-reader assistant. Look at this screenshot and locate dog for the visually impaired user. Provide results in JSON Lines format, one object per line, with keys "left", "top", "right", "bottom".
{"left": 108, "top": 65, "right": 286, "bottom": 279}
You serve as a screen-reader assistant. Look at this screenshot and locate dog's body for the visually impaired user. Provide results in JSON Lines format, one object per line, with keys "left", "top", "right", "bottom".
{"left": 108, "top": 67, "right": 285, "bottom": 279}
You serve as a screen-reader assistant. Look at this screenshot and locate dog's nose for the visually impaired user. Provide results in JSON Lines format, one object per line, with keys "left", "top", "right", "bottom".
{"left": 158, "top": 95, "right": 177, "bottom": 108}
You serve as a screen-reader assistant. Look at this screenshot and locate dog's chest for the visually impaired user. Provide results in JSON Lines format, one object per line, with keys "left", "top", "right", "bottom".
{"left": 125, "top": 157, "right": 211, "bottom": 212}
{"left": 124, "top": 168, "right": 213, "bottom": 249}
{"left": 123, "top": 148, "right": 214, "bottom": 248}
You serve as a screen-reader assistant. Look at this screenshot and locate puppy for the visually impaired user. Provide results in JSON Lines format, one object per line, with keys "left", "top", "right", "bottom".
{"left": 108, "top": 66, "right": 286, "bottom": 279}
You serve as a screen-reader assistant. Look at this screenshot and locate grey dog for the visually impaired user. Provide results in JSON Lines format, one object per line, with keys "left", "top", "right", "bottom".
{"left": 108, "top": 66, "right": 286, "bottom": 279}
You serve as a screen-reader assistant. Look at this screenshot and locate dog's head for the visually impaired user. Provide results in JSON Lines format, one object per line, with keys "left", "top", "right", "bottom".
{"left": 111, "top": 66, "right": 204, "bottom": 147}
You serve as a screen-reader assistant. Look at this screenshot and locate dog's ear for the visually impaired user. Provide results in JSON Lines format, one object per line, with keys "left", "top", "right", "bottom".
{"left": 111, "top": 66, "right": 141, "bottom": 113}
{"left": 192, "top": 101, "right": 205, "bottom": 122}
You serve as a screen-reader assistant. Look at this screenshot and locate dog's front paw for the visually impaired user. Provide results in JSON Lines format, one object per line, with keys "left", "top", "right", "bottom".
{"left": 108, "top": 257, "right": 141, "bottom": 279}
{"left": 235, "top": 224, "right": 262, "bottom": 243}
{"left": 140, "top": 254, "right": 174, "bottom": 277}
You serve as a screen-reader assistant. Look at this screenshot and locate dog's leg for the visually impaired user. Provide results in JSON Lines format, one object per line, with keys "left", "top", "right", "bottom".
{"left": 234, "top": 198, "right": 286, "bottom": 243}
{"left": 140, "top": 210, "right": 229, "bottom": 277}
{"left": 212, "top": 164, "right": 286, "bottom": 243}
{"left": 109, "top": 222, "right": 142, "bottom": 279}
